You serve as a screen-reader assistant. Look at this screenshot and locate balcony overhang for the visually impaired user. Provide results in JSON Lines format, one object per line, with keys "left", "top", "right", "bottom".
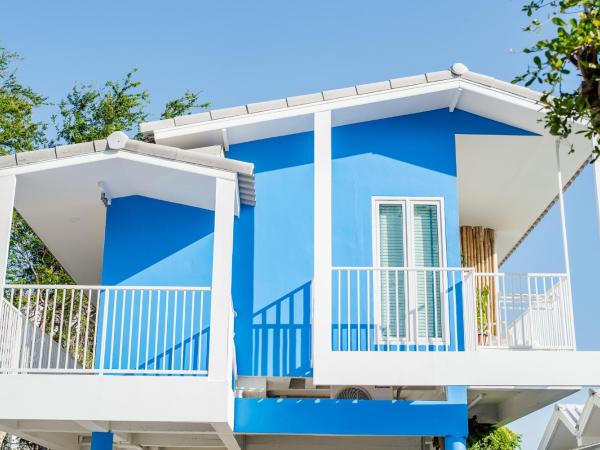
{"left": 0, "top": 134, "right": 255, "bottom": 284}
{"left": 0, "top": 375, "right": 236, "bottom": 450}
{"left": 312, "top": 350, "right": 600, "bottom": 387}
{"left": 456, "top": 134, "right": 592, "bottom": 264}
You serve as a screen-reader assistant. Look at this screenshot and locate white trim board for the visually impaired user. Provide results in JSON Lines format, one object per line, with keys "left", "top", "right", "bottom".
{"left": 312, "top": 351, "right": 600, "bottom": 387}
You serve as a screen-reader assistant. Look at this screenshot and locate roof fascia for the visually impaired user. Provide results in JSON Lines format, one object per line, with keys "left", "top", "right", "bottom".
{"left": 1, "top": 150, "right": 238, "bottom": 182}
{"left": 153, "top": 78, "right": 546, "bottom": 143}
{"left": 155, "top": 79, "right": 461, "bottom": 141}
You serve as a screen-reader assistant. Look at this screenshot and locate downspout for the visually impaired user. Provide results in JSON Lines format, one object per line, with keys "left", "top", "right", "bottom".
{"left": 555, "top": 139, "right": 577, "bottom": 348}
{"left": 555, "top": 139, "right": 572, "bottom": 278}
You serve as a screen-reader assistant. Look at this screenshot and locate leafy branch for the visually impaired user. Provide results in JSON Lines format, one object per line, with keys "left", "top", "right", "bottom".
{"left": 515, "top": 0, "right": 600, "bottom": 155}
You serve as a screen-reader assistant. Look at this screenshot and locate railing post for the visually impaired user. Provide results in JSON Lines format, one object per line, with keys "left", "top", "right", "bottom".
{"left": 99, "top": 288, "right": 110, "bottom": 375}
{"left": 208, "top": 178, "right": 236, "bottom": 380}
{"left": 463, "top": 270, "right": 477, "bottom": 352}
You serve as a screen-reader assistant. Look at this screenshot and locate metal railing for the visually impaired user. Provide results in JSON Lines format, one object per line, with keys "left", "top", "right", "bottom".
{"left": 0, "top": 285, "right": 211, "bottom": 374}
{"left": 470, "top": 273, "right": 576, "bottom": 350}
{"left": 331, "top": 268, "right": 576, "bottom": 352}
{"left": 331, "top": 267, "right": 472, "bottom": 351}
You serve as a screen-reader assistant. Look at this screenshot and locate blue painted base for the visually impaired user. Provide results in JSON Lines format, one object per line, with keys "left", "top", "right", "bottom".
{"left": 91, "top": 432, "right": 113, "bottom": 450}
{"left": 234, "top": 398, "right": 468, "bottom": 436}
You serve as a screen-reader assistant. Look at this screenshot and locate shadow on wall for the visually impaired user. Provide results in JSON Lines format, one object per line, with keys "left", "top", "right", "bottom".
{"left": 95, "top": 290, "right": 212, "bottom": 374}
{"left": 143, "top": 326, "right": 210, "bottom": 373}
{"left": 252, "top": 282, "right": 312, "bottom": 377}
{"left": 232, "top": 204, "right": 313, "bottom": 378}
{"left": 102, "top": 195, "right": 215, "bottom": 286}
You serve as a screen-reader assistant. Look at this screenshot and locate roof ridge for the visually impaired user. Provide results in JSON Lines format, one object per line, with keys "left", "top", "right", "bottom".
{"left": 138, "top": 63, "right": 543, "bottom": 135}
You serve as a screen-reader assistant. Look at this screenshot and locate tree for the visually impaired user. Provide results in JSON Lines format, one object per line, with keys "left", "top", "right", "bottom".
{"left": 515, "top": 0, "right": 600, "bottom": 154}
{"left": 53, "top": 69, "right": 149, "bottom": 144}
{"left": 161, "top": 90, "right": 209, "bottom": 120}
{"left": 467, "top": 417, "right": 522, "bottom": 450}
{"left": 0, "top": 48, "right": 47, "bottom": 156}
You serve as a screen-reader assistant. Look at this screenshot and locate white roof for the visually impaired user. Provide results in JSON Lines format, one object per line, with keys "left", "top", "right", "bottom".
{"left": 139, "top": 63, "right": 542, "bottom": 135}
{"left": 539, "top": 389, "right": 600, "bottom": 450}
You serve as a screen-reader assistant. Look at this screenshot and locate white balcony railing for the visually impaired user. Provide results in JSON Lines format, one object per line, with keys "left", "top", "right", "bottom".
{"left": 0, "top": 285, "right": 211, "bottom": 374}
{"left": 331, "top": 267, "right": 576, "bottom": 352}
{"left": 469, "top": 273, "right": 576, "bottom": 350}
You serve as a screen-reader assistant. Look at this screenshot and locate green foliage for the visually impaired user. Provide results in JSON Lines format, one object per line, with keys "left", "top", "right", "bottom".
{"left": 515, "top": 0, "right": 600, "bottom": 154}
{"left": 0, "top": 434, "right": 43, "bottom": 450}
{"left": 0, "top": 47, "right": 47, "bottom": 155}
{"left": 161, "top": 90, "right": 210, "bottom": 119}
{"left": 53, "top": 68, "right": 150, "bottom": 143}
{"left": 476, "top": 286, "right": 490, "bottom": 332}
{"left": 467, "top": 417, "right": 522, "bottom": 450}
{"left": 7, "top": 211, "right": 74, "bottom": 285}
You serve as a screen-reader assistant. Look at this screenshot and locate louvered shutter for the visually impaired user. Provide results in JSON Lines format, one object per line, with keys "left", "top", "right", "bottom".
{"left": 412, "top": 204, "right": 442, "bottom": 338}
{"left": 378, "top": 204, "right": 406, "bottom": 338}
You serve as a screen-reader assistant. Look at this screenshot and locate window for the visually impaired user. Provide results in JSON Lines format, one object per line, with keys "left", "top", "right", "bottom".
{"left": 373, "top": 198, "right": 446, "bottom": 343}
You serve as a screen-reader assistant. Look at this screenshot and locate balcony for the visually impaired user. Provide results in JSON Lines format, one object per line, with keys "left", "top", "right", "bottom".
{"left": 0, "top": 285, "right": 215, "bottom": 375}
{"left": 330, "top": 267, "right": 575, "bottom": 353}
{"left": 312, "top": 266, "right": 587, "bottom": 386}
{"left": 0, "top": 284, "right": 238, "bottom": 449}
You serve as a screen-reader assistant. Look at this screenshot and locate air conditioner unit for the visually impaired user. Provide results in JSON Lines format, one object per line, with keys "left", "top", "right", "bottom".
{"left": 330, "top": 386, "right": 394, "bottom": 400}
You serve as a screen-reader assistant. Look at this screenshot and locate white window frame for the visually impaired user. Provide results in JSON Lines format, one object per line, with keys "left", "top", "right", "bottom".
{"left": 371, "top": 196, "right": 449, "bottom": 346}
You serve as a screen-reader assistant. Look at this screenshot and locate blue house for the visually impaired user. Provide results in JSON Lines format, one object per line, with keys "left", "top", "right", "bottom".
{"left": 0, "top": 63, "right": 599, "bottom": 450}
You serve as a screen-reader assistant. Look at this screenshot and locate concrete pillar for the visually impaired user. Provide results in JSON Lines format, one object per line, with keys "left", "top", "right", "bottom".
{"left": 312, "top": 110, "right": 332, "bottom": 372}
{"left": 91, "top": 432, "right": 113, "bottom": 450}
{"left": 208, "top": 177, "right": 236, "bottom": 380}
{"left": 445, "top": 435, "right": 467, "bottom": 450}
{"left": 0, "top": 175, "right": 16, "bottom": 285}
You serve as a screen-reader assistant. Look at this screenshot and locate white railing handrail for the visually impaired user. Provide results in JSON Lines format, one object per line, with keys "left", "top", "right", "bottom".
{"left": 2, "top": 284, "right": 211, "bottom": 291}
{"left": 329, "top": 267, "right": 576, "bottom": 353}
{"left": 474, "top": 272, "right": 569, "bottom": 277}
{"left": 332, "top": 266, "right": 468, "bottom": 271}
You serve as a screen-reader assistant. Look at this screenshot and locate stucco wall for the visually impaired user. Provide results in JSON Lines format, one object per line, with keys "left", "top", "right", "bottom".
{"left": 228, "top": 109, "right": 530, "bottom": 377}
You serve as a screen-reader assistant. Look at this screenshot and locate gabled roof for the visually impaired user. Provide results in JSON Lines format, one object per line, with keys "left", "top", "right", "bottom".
{"left": 139, "top": 63, "right": 542, "bottom": 136}
{"left": 0, "top": 132, "right": 256, "bottom": 284}
{"left": 0, "top": 131, "right": 255, "bottom": 206}
{"left": 137, "top": 63, "right": 593, "bottom": 267}
{"left": 539, "top": 389, "right": 600, "bottom": 450}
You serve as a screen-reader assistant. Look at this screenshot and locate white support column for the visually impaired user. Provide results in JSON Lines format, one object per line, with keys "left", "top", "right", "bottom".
{"left": 312, "top": 111, "right": 332, "bottom": 372}
{"left": 593, "top": 156, "right": 600, "bottom": 242}
{"left": 208, "top": 177, "right": 236, "bottom": 381}
{"left": 555, "top": 140, "right": 571, "bottom": 277}
{"left": 0, "top": 175, "right": 16, "bottom": 285}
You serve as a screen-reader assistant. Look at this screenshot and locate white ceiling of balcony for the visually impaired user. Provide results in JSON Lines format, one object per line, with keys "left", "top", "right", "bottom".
{"left": 456, "top": 133, "right": 592, "bottom": 264}
{"left": 13, "top": 153, "right": 224, "bottom": 285}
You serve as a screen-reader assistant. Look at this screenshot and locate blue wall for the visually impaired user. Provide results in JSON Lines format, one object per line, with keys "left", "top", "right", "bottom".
{"left": 234, "top": 397, "right": 468, "bottom": 436}
{"left": 228, "top": 109, "right": 531, "bottom": 377}
{"left": 97, "top": 195, "right": 215, "bottom": 372}
{"left": 102, "top": 195, "right": 215, "bottom": 287}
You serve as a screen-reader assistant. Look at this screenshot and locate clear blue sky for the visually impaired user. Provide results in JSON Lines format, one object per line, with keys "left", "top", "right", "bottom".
{"left": 3, "top": 1, "right": 599, "bottom": 448}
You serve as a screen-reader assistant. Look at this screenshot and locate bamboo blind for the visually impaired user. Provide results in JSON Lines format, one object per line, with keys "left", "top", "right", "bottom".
{"left": 460, "top": 226, "right": 498, "bottom": 334}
